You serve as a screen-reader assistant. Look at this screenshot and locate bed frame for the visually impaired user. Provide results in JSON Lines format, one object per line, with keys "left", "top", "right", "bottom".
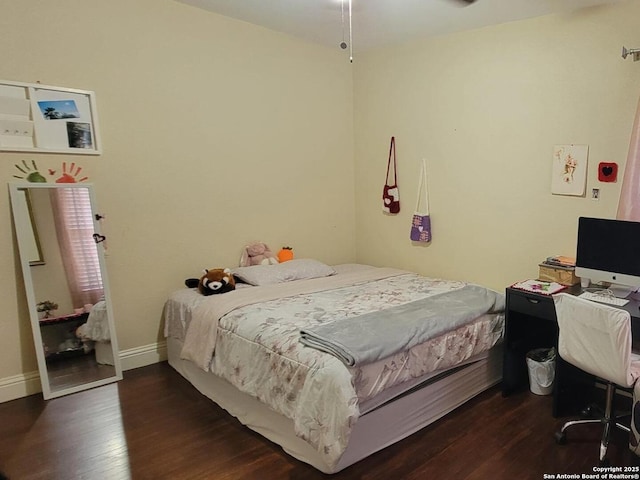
{"left": 167, "top": 337, "right": 502, "bottom": 473}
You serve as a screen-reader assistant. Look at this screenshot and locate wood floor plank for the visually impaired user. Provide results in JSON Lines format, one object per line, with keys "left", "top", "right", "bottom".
{"left": 0, "top": 362, "right": 637, "bottom": 479}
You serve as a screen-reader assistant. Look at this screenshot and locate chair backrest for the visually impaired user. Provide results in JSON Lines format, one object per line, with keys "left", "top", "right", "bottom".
{"left": 553, "top": 293, "right": 635, "bottom": 388}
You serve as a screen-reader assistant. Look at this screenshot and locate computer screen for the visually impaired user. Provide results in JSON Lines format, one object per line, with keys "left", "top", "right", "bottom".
{"left": 575, "top": 216, "right": 640, "bottom": 295}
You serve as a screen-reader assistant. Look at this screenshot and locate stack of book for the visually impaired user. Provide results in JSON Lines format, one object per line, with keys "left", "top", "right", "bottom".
{"left": 538, "top": 255, "right": 579, "bottom": 286}
{"left": 542, "top": 256, "right": 576, "bottom": 268}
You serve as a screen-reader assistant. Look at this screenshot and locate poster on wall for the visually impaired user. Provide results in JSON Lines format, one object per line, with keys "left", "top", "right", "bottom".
{"left": 551, "top": 144, "right": 588, "bottom": 196}
{"left": 32, "top": 88, "right": 95, "bottom": 151}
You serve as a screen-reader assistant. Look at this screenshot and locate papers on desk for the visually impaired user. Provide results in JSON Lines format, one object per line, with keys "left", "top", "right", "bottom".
{"left": 511, "top": 279, "right": 567, "bottom": 295}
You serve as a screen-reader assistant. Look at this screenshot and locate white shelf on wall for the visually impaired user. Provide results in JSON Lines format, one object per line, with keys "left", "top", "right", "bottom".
{"left": 0, "top": 80, "right": 102, "bottom": 155}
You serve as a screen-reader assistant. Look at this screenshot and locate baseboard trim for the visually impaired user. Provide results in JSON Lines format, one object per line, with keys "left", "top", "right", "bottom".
{"left": 0, "top": 371, "right": 42, "bottom": 403}
{"left": 0, "top": 341, "right": 167, "bottom": 403}
{"left": 120, "top": 340, "right": 167, "bottom": 371}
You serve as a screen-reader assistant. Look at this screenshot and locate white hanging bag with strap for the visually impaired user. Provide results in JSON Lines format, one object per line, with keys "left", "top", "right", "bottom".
{"left": 410, "top": 159, "right": 431, "bottom": 242}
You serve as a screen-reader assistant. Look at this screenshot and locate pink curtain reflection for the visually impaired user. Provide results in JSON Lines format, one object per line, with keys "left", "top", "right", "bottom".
{"left": 50, "top": 189, "right": 104, "bottom": 308}
{"left": 617, "top": 96, "right": 640, "bottom": 221}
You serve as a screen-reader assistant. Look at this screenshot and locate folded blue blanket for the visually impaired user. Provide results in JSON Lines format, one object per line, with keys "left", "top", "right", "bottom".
{"left": 299, "top": 284, "right": 504, "bottom": 366}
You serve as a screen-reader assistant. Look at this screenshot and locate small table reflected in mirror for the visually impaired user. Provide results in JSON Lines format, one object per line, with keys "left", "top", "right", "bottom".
{"left": 39, "top": 312, "right": 90, "bottom": 362}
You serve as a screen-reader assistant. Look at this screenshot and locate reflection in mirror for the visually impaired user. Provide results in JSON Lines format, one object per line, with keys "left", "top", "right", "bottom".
{"left": 11, "top": 189, "right": 44, "bottom": 266}
{"left": 9, "top": 183, "right": 122, "bottom": 399}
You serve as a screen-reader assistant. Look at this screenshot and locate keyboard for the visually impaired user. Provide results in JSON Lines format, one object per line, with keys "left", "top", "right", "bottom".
{"left": 578, "top": 291, "right": 630, "bottom": 306}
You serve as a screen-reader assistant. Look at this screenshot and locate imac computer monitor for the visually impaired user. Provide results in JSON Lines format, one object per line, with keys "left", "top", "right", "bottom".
{"left": 575, "top": 216, "right": 640, "bottom": 297}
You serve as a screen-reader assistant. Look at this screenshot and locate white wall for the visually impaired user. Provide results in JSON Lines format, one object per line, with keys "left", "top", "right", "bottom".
{"left": 353, "top": 0, "right": 640, "bottom": 291}
{"left": 0, "top": 0, "right": 355, "bottom": 397}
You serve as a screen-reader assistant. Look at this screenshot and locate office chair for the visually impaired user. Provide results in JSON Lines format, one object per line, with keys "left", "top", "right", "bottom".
{"left": 552, "top": 293, "right": 640, "bottom": 464}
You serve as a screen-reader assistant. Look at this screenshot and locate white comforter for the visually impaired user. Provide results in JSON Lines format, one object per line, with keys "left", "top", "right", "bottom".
{"left": 76, "top": 300, "right": 110, "bottom": 342}
{"left": 164, "top": 266, "right": 504, "bottom": 469}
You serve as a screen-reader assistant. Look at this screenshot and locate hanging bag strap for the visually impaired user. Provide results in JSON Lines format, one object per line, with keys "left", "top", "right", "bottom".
{"left": 385, "top": 137, "right": 397, "bottom": 186}
{"left": 415, "top": 159, "right": 430, "bottom": 214}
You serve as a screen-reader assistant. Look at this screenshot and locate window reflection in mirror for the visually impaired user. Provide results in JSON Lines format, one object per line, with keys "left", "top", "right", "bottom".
{"left": 9, "top": 183, "right": 122, "bottom": 399}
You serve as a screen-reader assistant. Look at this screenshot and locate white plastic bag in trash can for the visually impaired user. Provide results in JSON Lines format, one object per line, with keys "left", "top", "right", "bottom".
{"left": 526, "top": 347, "right": 556, "bottom": 395}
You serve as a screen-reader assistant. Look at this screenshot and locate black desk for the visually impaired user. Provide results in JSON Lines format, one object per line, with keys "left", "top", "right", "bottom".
{"left": 502, "top": 285, "right": 640, "bottom": 417}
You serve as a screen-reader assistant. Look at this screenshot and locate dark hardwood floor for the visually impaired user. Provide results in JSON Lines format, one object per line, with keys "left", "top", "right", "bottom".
{"left": 47, "top": 354, "right": 116, "bottom": 391}
{"left": 1, "top": 362, "right": 637, "bottom": 479}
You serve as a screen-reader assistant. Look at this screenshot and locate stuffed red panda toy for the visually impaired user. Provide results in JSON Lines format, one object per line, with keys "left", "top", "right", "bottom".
{"left": 185, "top": 268, "right": 236, "bottom": 296}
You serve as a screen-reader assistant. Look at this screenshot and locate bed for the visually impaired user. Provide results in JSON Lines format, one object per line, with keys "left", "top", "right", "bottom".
{"left": 163, "top": 261, "right": 505, "bottom": 473}
{"left": 76, "top": 299, "right": 114, "bottom": 365}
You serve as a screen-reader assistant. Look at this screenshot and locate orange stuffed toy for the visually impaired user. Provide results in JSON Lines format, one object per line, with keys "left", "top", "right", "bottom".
{"left": 277, "top": 246, "right": 294, "bottom": 263}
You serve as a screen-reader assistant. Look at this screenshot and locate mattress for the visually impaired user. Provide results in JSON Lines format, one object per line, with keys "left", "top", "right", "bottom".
{"left": 74, "top": 299, "right": 114, "bottom": 365}
{"left": 167, "top": 336, "right": 503, "bottom": 473}
{"left": 76, "top": 300, "right": 110, "bottom": 342}
{"left": 163, "top": 264, "right": 505, "bottom": 470}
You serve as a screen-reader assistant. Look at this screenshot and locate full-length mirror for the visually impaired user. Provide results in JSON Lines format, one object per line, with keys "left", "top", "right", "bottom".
{"left": 10, "top": 183, "right": 122, "bottom": 399}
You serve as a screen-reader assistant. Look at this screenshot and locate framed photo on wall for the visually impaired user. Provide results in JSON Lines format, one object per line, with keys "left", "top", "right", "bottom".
{"left": 0, "top": 80, "right": 101, "bottom": 155}
{"left": 551, "top": 144, "right": 588, "bottom": 196}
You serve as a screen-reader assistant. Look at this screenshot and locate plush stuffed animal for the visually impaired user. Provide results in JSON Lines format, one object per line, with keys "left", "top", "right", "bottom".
{"left": 239, "top": 242, "right": 279, "bottom": 267}
{"left": 185, "top": 268, "right": 236, "bottom": 296}
{"left": 277, "top": 246, "right": 294, "bottom": 263}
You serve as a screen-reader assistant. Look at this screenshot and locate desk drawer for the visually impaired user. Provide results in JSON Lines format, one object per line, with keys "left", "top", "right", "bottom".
{"left": 508, "top": 290, "right": 556, "bottom": 321}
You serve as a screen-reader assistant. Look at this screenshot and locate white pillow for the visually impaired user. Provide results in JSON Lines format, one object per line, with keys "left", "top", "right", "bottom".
{"left": 232, "top": 259, "right": 336, "bottom": 286}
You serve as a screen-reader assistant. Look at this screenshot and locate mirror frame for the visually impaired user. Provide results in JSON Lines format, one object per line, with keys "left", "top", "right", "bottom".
{"left": 9, "top": 182, "right": 122, "bottom": 399}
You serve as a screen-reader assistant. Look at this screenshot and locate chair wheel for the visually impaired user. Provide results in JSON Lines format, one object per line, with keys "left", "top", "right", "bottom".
{"left": 581, "top": 404, "right": 603, "bottom": 418}
{"left": 555, "top": 431, "right": 567, "bottom": 444}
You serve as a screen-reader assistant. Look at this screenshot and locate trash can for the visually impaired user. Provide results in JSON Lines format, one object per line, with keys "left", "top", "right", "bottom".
{"left": 526, "top": 347, "right": 556, "bottom": 395}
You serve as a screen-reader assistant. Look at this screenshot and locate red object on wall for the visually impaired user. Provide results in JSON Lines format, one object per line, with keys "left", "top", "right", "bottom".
{"left": 598, "top": 162, "right": 618, "bottom": 182}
